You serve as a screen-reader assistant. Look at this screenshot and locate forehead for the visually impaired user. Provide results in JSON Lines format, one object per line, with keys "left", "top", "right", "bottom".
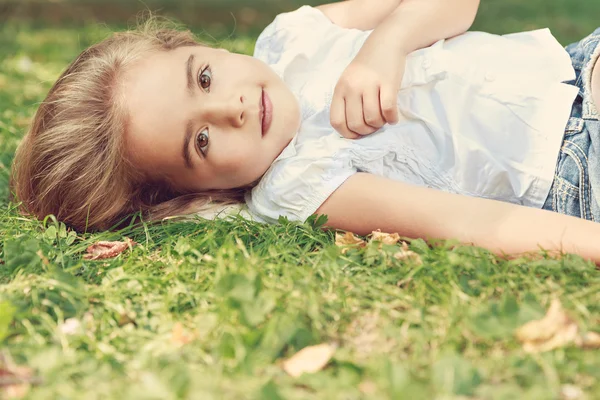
{"left": 125, "top": 46, "right": 195, "bottom": 117}
{"left": 123, "top": 45, "right": 231, "bottom": 136}
{"left": 122, "top": 47, "right": 197, "bottom": 171}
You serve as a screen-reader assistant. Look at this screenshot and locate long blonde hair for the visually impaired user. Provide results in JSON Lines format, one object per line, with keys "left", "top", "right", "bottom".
{"left": 10, "top": 17, "right": 248, "bottom": 232}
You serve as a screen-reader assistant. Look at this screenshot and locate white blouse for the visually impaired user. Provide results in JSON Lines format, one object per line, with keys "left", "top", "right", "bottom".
{"left": 245, "top": 5, "right": 579, "bottom": 224}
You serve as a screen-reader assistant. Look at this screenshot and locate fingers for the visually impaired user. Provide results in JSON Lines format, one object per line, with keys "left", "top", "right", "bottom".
{"left": 331, "top": 88, "right": 388, "bottom": 139}
{"left": 330, "top": 91, "right": 360, "bottom": 139}
{"left": 346, "top": 94, "right": 378, "bottom": 136}
{"left": 380, "top": 85, "right": 399, "bottom": 125}
{"left": 330, "top": 74, "right": 399, "bottom": 139}
{"left": 363, "top": 86, "right": 386, "bottom": 131}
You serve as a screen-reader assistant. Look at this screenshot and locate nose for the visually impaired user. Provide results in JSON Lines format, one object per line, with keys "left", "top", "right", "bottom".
{"left": 201, "top": 94, "right": 245, "bottom": 128}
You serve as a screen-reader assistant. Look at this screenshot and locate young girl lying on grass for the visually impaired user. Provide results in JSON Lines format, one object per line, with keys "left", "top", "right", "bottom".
{"left": 10, "top": 0, "right": 600, "bottom": 264}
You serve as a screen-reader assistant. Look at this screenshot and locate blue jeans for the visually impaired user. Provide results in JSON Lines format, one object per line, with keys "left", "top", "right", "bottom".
{"left": 542, "top": 28, "right": 600, "bottom": 221}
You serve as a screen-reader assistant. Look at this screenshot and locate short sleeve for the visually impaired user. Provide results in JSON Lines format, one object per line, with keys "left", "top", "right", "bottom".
{"left": 253, "top": 6, "right": 333, "bottom": 67}
{"left": 246, "top": 153, "right": 356, "bottom": 224}
{"left": 248, "top": 6, "right": 357, "bottom": 224}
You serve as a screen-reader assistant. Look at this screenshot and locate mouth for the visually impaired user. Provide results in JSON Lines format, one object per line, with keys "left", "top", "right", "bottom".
{"left": 260, "top": 88, "right": 273, "bottom": 137}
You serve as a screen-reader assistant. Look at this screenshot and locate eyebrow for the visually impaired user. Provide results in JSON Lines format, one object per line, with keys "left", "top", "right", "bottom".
{"left": 183, "top": 120, "right": 194, "bottom": 170}
{"left": 182, "top": 54, "right": 195, "bottom": 169}
{"left": 186, "top": 53, "right": 195, "bottom": 95}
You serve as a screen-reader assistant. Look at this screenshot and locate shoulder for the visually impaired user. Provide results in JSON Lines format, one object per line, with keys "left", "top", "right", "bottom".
{"left": 253, "top": 6, "right": 332, "bottom": 61}
{"left": 246, "top": 144, "right": 357, "bottom": 224}
{"left": 254, "top": 5, "right": 331, "bottom": 46}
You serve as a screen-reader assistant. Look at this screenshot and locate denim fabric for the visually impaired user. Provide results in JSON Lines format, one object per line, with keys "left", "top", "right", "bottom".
{"left": 542, "top": 28, "right": 600, "bottom": 221}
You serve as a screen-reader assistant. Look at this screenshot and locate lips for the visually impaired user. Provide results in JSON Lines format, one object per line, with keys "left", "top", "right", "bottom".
{"left": 260, "top": 88, "right": 273, "bottom": 137}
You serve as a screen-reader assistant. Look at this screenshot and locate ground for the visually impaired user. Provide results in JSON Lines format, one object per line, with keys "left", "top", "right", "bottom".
{"left": 1, "top": 0, "right": 600, "bottom": 399}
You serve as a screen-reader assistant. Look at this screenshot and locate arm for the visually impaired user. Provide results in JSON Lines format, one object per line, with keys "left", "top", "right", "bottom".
{"left": 318, "top": 0, "right": 480, "bottom": 139}
{"left": 316, "top": 173, "right": 600, "bottom": 265}
{"left": 316, "top": 0, "right": 480, "bottom": 51}
{"left": 316, "top": 0, "right": 402, "bottom": 31}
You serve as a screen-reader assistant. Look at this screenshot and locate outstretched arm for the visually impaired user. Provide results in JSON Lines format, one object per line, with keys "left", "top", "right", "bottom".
{"left": 316, "top": 173, "right": 600, "bottom": 265}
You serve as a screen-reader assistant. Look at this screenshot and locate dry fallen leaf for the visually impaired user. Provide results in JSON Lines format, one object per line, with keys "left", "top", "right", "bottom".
{"left": 35, "top": 250, "right": 50, "bottom": 266}
{"left": 171, "top": 322, "right": 194, "bottom": 346}
{"left": 370, "top": 230, "right": 401, "bottom": 245}
{"left": 0, "top": 354, "right": 39, "bottom": 399}
{"left": 117, "top": 312, "right": 137, "bottom": 327}
{"left": 358, "top": 380, "right": 377, "bottom": 395}
{"left": 83, "top": 238, "right": 136, "bottom": 260}
{"left": 282, "top": 343, "right": 336, "bottom": 377}
{"left": 335, "top": 232, "right": 366, "bottom": 254}
{"left": 516, "top": 299, "right": 600, "bottom": 353}
{"left": 516, "top": 299, "right": 578, "bottom": 353}
{"left": 393, "top": 242, "right": 423, "bottom": 265}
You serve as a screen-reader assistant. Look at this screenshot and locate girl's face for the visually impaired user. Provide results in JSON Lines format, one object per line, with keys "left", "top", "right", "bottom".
{"left": 123, "top": 45, "right": 300, "bottom": 191}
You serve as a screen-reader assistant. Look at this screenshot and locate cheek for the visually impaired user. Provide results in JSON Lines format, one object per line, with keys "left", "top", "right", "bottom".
{"left": 212, "top": 144, "right": 273, "bottom": 187}
{"left": 212, "top": 143, "right": 257, "bottom": 173}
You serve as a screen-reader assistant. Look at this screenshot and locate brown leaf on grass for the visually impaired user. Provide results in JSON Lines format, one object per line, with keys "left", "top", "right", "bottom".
{"left": 0, "top": 354, "right": 39, "bottom": 399}
{"left": 370, "top": 230, "right": 401, "bottom": 245}
{"left": 335, "top": 232, "right": 366, "bottom": 254}
{"left": 516, "top": 299, "right": 578, "bottom": 353}
{"left": 117, "top": 312, "right": 137, "bottom": 327}
{"left": 393, "top": 242, "right": 423, "bottom": 265}
{"left": 516, "top": 299, "right": 600, "bottom": 353}
{"left": 282, "top": 343, "right": 337, "bottom": 378}
{"left": 171, "top": 322, "right": 194, "bottom": 346}
{"left": 83, "top": 238, "right": 136, "bottom": 260}
{"left": 358, "top": 380, "right": 377, "bottom": 395}
{"left": 35, "top": 250, "right": 50, "bottom": 266}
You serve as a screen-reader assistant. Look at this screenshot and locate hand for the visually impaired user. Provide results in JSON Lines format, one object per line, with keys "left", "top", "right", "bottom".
{"left": 330, "top": 43, "right": 407, "bottom": 139}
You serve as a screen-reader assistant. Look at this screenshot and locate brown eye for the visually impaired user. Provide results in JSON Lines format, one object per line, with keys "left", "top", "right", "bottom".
{"left": 198, "top": 67, "right": 212, "bottom": 91}
{"left": 196, "top": 129, "right": 209, "bottom": 154}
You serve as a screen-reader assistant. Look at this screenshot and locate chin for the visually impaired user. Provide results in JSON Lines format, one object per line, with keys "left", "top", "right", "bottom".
{"left": 248, "top": 161, "right": 274, "bottom": 185}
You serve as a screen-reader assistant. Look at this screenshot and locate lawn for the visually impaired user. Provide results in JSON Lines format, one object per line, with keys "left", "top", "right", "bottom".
{"left": 1, "top": 0, "right": 600, "bottom": 399}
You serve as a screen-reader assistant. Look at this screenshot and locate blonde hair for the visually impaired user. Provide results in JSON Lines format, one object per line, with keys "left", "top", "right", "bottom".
{"left": 10, "top": 17, "right": 248, "bottom": 232}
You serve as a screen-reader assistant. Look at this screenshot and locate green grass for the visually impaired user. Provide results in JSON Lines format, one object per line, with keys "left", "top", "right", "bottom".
{"left": 2, "top": 1, "right": 600, "bottom": 399}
